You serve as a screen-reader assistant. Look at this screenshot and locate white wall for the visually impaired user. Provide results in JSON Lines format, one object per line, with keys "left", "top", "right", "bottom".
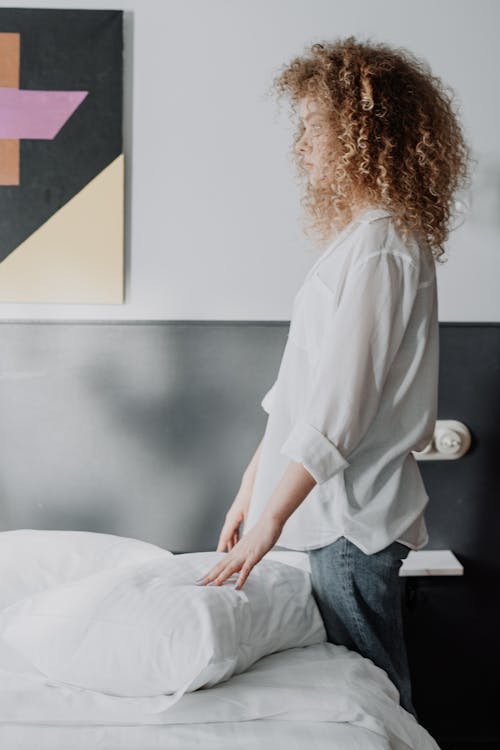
{"left": 0, "top": 0, "right": 498, "bottom": 321}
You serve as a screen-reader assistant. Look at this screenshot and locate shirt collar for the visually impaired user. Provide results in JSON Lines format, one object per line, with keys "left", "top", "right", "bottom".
{"left": 328, "top": 205, "right": 392, "bottom": 247}
{"left": 356, "top": 206, "right": 392, "bottom": 223}
{"left": 303, "top": 206, "right": 392, "bottom": 282}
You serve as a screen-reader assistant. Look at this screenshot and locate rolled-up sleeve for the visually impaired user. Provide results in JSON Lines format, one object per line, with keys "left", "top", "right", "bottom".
{"left": 279, "top": 252, "right": 420, "bottom": 484}
{"left": 260, "top": 379, "right": 278, "bottom": 414}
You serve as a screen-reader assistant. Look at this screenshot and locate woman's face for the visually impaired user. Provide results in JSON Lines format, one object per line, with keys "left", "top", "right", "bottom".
{"left": 294, "top": 97, "right": 331, "bottom": 186}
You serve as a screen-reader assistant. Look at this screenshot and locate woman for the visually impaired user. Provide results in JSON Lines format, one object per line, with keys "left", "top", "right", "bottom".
{"left": 197, "top": 36, "right": 472, "bottom": 718}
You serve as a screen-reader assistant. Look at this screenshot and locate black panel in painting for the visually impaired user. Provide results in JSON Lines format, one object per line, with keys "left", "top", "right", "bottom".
{"left": 0, "top": 9, "right": 123, "bottom": 263}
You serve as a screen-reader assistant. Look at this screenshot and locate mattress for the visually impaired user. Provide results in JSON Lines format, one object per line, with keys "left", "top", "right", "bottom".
{"left": 0, "top": 721, "right": 421, "bottom": 750}
{"left": 0, "top": 634, "right": 441, "bottom": 750}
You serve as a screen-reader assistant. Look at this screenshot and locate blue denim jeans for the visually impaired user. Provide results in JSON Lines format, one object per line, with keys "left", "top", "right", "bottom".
{"left": 307, "top": 536, "right": 417, "bottom": 719}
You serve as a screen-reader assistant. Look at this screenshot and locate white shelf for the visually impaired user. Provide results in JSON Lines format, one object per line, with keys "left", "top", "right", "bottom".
{"left": 266, "top": 548, "right": 464, "bottom": 577}
{"left": 399, "top": 550, "right": 463, "bottom": 577}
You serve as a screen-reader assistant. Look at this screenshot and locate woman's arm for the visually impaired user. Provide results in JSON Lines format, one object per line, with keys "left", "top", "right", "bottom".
{"left": 240, "top": 435, "right": 264, "bottom": 492}
{"left": 202, "top": 458, "right": 316, "bottom": 587}
{"left": 259, "top": 459, "right": 316, "bottom": 526}
{"left": 215, "top": 435, "right": 265, "bottom": 553}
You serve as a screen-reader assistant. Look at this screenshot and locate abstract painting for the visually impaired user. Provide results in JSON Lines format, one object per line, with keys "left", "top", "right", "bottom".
{"left": 0, "top": 8, "right": 124, "bottom": 304}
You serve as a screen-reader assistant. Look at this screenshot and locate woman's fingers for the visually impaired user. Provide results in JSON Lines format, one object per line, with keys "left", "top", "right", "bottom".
{"left": 210, "top": 562, "right": 238, "bottom": 585}
{"left": 216, "top": 529, "right": 231, "bottom": 552}
{"left": 197, "top": 568, "right": 220, "bottom": 585}
{"left": 228, "top": 530, "right": 238, "bottom": 551}
{"left": 203, "top": 559, "right": 242, "bottom": 586}
{"left": 218, "top": 527, "right": 239, "bottom": 553}
{"left": 216, "top": 528, "right": 233, "bottom": 553}
{"left": 235, "top": 562, "right": 253, "bottom": 590}
{"left": 216, "top": 516, "right": 241, "bottom": 553}
{"left": 198, "top": 556, "right": 254, "bottom": 589}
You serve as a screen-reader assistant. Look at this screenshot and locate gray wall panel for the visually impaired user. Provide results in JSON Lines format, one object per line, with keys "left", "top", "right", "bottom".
{"left": 0, "top": 321, "right": 287, "bottom": 551}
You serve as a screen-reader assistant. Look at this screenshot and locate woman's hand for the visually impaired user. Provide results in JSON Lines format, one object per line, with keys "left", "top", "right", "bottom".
{"left": 216, "top": 436, "right": 264, "bottom": 553}
{"left": 198, "top": 512, "right": 284, "bottom": 590}
{"left": 216, "top": 481, "right": 253, "bottom": 553}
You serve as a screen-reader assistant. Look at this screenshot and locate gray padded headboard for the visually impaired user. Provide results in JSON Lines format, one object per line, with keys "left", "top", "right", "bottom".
{"left": 0, "top": 321, "right": 286, "bottom": 552}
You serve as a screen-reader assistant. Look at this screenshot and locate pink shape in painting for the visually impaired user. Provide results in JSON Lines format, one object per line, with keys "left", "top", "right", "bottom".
{"left": 0, "top": 88, "right": 88, "bottom": 139}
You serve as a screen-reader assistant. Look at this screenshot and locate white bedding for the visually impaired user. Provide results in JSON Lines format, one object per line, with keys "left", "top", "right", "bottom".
{"left": 0, "top": 539, "right": 441, "bottom": 749}
{"left": 0, "top": 636, "right": 440, "bottom": 749}
{"left": 0, "top": 722, "right": 419, "bottom": 750}
{"left": 0, "top": 721, "right": 417, "bottom": 750}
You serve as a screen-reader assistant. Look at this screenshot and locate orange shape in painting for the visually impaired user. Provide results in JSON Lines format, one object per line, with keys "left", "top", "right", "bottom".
{"left": 0, "top": 32, "right": 20, "bottom": 185}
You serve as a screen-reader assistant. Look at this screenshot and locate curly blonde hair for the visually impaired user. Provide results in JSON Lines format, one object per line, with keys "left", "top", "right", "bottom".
{"left": 269, "top": 36, "right": 474, "bottom": 263}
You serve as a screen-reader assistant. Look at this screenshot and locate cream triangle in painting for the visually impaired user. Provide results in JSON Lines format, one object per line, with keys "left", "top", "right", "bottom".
{"left": 0, "top": 154, "right": 124, "bottom": 303}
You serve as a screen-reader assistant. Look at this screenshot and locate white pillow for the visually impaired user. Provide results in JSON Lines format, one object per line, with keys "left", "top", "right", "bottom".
{"left": 0, "top": 551, "right": 327, "bottom": 697}
{"left": 264, "top": 549, "right": 312, "bottom": 574}
{"left": 0, "top": 529, "right": 172, "bottom": 610}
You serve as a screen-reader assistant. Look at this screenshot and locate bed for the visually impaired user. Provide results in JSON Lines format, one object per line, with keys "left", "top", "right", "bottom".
{"left": 0, "top": 651, "right": 438, "bottom": 750}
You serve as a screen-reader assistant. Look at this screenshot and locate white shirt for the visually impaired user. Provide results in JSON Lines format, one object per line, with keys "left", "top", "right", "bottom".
{"left": 243, "top": 206, "right": 439, "bottom": 554}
